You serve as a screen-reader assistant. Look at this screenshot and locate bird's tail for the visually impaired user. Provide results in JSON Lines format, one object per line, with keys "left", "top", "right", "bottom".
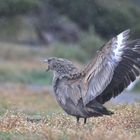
{"left": 93, "top": 105, "right": 114, "bottom": 116}
{"left": 87, "top": 100, "right": 114, "bottom": 116}
{"left": 99, "top": 106, "right": 114, "bottom": 115}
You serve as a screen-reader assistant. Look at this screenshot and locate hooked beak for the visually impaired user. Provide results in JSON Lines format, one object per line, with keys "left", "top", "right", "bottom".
{"left": 43, "top": 59, "right": 50, "bottom": 72}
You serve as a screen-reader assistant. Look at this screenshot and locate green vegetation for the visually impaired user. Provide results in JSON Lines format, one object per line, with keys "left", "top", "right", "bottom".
{"left": 47, "top": 0, "right": 140, "bottom": 39}
{"left": 80, "top": 30, "right": 105, "bottom": 56}
{"left": 0, "top": 43, "right": 53, "bottom": 84}
{"left": 0, "top": 67, "right": 52, "bottom": 85}
{"left": 132, "top": 81, "right": 140, "bottom": 92}
{"left": 0, "top": 132, "right": 46, "bottom": 140}
{"left": 0, "top": 0, "right": 140, "bottom": 42}
{"left": 49, "top": 42, "right": 89, "bottom": 62}
{"left": 0, "top": 42, "right": 87, "bottom": 84}
{"left": 0, "top": 0, "right": 39, "bottom": 17}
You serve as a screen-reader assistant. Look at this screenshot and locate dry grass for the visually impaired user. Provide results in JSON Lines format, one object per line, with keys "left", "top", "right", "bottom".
{"left": 0, "top": 85, "right": 140, "bottom": 140}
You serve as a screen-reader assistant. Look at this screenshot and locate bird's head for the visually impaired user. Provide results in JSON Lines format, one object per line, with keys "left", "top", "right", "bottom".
{"left": 44, "top": 57, "right": 77, "bottom": 76}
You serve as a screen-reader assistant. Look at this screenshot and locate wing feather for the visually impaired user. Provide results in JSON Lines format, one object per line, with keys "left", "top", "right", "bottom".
{"left": 95, "top": 39, "right": 140, "bottom": 104}
{"left": 82, "top": 30, "right": 130, "bottom": 105}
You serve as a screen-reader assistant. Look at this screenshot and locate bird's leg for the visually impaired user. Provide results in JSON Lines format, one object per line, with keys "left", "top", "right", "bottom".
{"left": 76, "top": 117, "right": 80, "bottom": 124}
{"left": 84, "top": 118, "right": 87, "bottom": 124}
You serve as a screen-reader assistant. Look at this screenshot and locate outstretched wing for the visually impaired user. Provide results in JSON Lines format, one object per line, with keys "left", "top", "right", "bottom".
{"left": 95, "top": 39, "right": 140, "bottom": 104}
{"left": 82, "top": 30, "right": 130, "bottom": 105}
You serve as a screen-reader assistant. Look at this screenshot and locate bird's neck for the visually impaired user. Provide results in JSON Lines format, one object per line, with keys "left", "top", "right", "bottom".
{"left": 52, "top": 72, "right": 62, "bottom": 93}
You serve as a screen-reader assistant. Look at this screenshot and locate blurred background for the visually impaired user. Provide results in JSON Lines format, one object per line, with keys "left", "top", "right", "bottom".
{"left": 0, "top": 0, "right": 140, "bottom": 139}
{"left": 0, "top": 0, "right": 140, "bottom": 87}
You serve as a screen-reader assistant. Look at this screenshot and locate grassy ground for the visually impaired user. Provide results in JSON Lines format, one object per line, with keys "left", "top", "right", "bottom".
{"left": 0, "top": 85, "right": 140, "bottom": 140}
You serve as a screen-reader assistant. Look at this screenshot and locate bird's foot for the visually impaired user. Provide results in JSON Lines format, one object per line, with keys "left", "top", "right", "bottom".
{"left": 76, "top": 117, "right": 87, "bottom": 125}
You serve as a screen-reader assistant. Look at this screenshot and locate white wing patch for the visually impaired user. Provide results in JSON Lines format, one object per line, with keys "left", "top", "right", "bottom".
{"left": 113, "top": 30, "right": 129, "bottom": 61}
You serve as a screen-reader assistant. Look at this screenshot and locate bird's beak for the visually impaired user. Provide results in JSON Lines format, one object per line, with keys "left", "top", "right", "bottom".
{"left": 43, "top": 59, "right": 50, "bottom": 72}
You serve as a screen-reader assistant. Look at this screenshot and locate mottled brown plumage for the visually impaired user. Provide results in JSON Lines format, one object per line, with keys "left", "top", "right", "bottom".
{"left": 44, "top": 30, "right": 140, "bottom": 124}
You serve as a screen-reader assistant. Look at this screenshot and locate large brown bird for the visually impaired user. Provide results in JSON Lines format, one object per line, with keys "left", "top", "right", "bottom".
{"left": 44, "top": 30, "right": 140, "bottom": 124}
